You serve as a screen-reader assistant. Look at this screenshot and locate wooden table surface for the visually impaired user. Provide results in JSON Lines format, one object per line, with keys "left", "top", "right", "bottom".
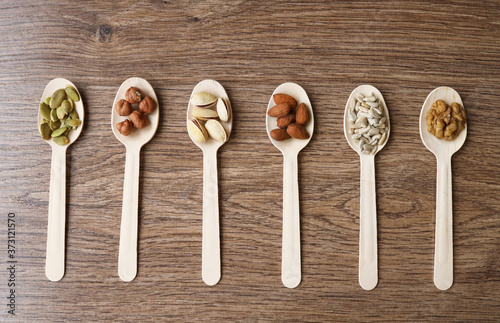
{"left": 1, "top": 0, "right": 499, "bottom": 321}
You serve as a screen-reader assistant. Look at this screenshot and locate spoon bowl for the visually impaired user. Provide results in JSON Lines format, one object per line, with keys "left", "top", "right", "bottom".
{"left": 266, "top": 82, "right": 314, "bottom": 289}
{"left": 112, "top": 77, "right": 159, "bottom": 282}
{"left": 187, "top": 79, "right": 232, "bottom": 151}
{"left": 419, "top": 86, "right": 467, "bottom": 290}
{"left": 40, "top": 78, "right": 84, "bottom": 282}
{"left": 344, "top": 85, "right": 390, "bottom": 156}
{"left": 420, "top": 87, "right": 467, "bottom": 157}
{"left": 344, "top": 84, "right": 390, "bottom": 290}
{"left": 266, "top": 83, "right": 314, "bottom": 155}
{"left": 186, "top": 79, "right": 232, "bottom": 286}
{"left": 39, "top": 78, "right": 85, "bottom": 148}
{"left": 111, "top": 77, "right": 159, "bottom": 149}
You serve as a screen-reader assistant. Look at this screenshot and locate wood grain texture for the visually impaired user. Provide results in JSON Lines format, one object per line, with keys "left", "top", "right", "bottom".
{"left": 0, "top": 0, "right": 499, "bottom": 321}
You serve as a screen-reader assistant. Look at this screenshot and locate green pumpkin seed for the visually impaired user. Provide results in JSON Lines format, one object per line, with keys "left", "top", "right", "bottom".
{"left": 39, "top": 102, "right": 50, "bottom": 121}
{"left": 63, "top": 128, "right": 71, "bottom": 137}
{"left": 68, "top": 98, "right": 74, "bottom": 109}
{"left": 67, "top": 118, "right": 81, "bottom": 127}
{"left": 50, "top": 109, "right": 58, "bottom": 122}
{"left": 69, "top": 109, "right": 79, "bottom": 119}
{"left": 65, "top": 86, "right": 79, "bottom": 102}
{"left": 61, "top": 100, "right": 73, "bottom": 114}
{"left": 39, "top": 123, "right": 52, "bottom": 140}
{"left": 50, "top": 89, "right": 66, "bottom": 109}
{"left": 49, "top": 119, "right": 61, "bottom": 131}
{"left": 51, "top": 127, "right": 67, "bottom": 137}
{"left": 57, "top": 106, "right": 66, "bottom": 119}
{"left": 53, "top": 136, "right": 69, "bottom": 145}
{"left": 44, "top": 96, "right": 51, "bottom": 105}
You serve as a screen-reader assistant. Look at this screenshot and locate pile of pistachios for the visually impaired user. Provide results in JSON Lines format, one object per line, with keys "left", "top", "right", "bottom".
{"left": 39, "top": 86, "right": 82, "bottom": 145}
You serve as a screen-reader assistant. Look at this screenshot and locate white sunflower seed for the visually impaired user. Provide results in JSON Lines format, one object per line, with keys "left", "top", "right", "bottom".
{"left": 359, "top": 106, "right": 370, "bottom": 113}
{"left": 357, "top": 112, "right": 371, "bottom": 119}
{"left": 369, "top": 107, "right": 381, "bottom": 118}
{"left": 363, "top": 144, "right": 373, "bottom": 151}
{"left": 358, "top": 126, "right": 370, "bottom": 135}
{"left": 352, "top": 121, "right": 365, "bottom": 129}
{"left": 348, "top": 110, "right": 357, "bottom": 122}
{"left": 379, "top": 133, "right": 387, "bottom": 145}
{"left": 359, "top": 138, "right": 366, "bottom": 149}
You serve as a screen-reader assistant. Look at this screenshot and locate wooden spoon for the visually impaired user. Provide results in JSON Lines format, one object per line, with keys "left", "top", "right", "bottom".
{"left": 186, "top": 79, "right": 232, "bottom": 286}
{"left": 344, "top": 85, "right": 391, "bottom": 290}
{"left": 111, "top": 77, "right": 159, "bottom": 282}
{"left": 419, "top": 86, "right": 467, "bottom": 290}
{"left": 265, "top": 82, "right": 314, "bottom": 288}
{"left": 39, "top": 78, "right": 85, "bottom": 282}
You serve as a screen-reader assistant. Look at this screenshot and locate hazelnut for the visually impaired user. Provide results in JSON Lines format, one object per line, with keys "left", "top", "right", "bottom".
{"left": 116, "top": 120, "right": 134, "bottom": 136}
{"left": 125, "top": 87, "right": 143, "bottom": 104}
{"left": 129, "top": 110, "right": 149, "bottom": 129}
{"left": 114, "top": 99, "right": 133, "bottom": 116}
{"left": 139, "top": 96, "right": 156, "bottom": 114}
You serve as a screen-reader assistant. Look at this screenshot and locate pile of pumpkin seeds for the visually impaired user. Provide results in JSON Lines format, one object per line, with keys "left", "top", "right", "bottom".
{"left": 39, "top": 86, "right": 82, "bottom": 145}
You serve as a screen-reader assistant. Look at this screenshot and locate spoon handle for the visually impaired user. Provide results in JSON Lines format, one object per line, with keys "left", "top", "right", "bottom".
{"left": 45, "top": 147, "right": 67, "bottom": 282}
{"left": 282, "top": 152, "right": 301, "bottom": 288}
{"left": 359, "top": 155, "right": 378, "bottom": 290}
{"left": 202, "top": 148, "right": 221, "bottom": 286}
{"left": 118, "top": 147, "right": 141, "bottom": 282}
{"left": 434, "top": 156, "right": 453, "bottom": 290}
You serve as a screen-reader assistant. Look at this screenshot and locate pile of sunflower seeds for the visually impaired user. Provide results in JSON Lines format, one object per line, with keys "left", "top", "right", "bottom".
{"left": 348, "top": 93, "right": 388, "bottom": 155}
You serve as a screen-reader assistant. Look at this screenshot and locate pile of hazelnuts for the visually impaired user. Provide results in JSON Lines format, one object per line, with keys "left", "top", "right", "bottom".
{"left": 115, "top": 87, "right": 157, "bottom": 136}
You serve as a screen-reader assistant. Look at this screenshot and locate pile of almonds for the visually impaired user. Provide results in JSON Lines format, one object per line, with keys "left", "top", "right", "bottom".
{"left": 115, "top": 87, "right": 157, "bottom": 136}
{"left": 268, "top": 93, "right": 310, "bottom": 141}
{"left": 188, "top": 91, "right": 231, "bottom": 143}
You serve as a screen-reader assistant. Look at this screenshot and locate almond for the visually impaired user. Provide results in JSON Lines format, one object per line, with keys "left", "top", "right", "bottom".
{"left": 268, "top": 103, "right": 292, "bottom": 118}
{"left": 287, "top": 123, "right": 309, "bottom": 139}
{"left": 277, "top": 113, "right": 296, "bottom": 129}
{"left": 273, "top": 93, "right": 297, "bottom": 109}
{"left": 270, "top": 128, "right": 291, "bottom": 141}
{"left": 295, "top": 103, "right": 309, "bottom": 125}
